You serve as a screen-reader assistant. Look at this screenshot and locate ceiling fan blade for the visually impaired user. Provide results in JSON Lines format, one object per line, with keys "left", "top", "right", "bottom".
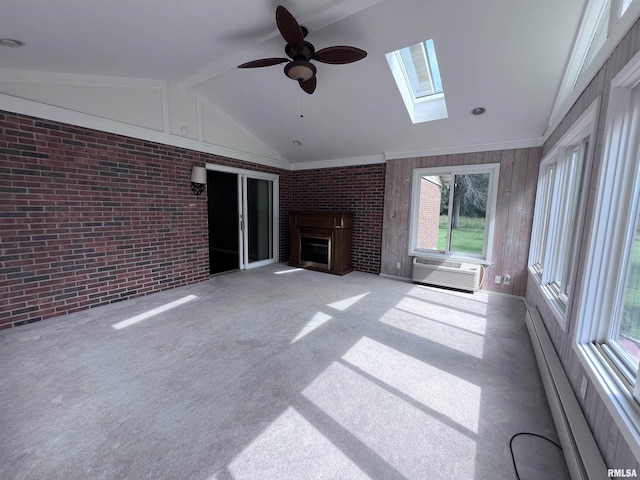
{"left": 313, "top": 46, "right": 367, "bottom": 65}
{"left": 299, "top": 76, "right": 317, "bottom": 94}
{"left": 276, "top": 5, "right": 304, "bottom": 49}
{"left": 238, "top": 58, "right": 289, "bottom": 68}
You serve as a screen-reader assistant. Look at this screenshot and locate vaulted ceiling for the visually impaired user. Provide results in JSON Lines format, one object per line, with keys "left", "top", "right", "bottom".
{"left": 1, "top": 0, "right": 586, "bottom": 165}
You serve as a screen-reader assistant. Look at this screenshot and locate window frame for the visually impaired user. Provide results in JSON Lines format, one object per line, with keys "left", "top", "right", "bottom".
{"left": 548, "top": 0, "right": 640, "bottom": 133}
{"left": 408, "top": 163, "right": 500, "bottom": 264}
{"left": 574, "top": 51, "right": 640, "bottom": 460}
{"left": 528, "top": 99, "right": 598, "bottom": 330}
{"left": 385, "top": 39, "right": 448, "bottom": 124}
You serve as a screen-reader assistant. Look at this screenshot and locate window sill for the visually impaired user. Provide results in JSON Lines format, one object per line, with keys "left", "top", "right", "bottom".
{"left": 575, "top": 341, "right": 640, "bottom": 461}
{"left": 528, "top": 266, "right": 568, "bottom": 332}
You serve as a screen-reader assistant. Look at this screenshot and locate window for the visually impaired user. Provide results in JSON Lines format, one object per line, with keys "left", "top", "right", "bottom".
{"left": 549, "top": 0, "right": 639, "bottom": 129}
{"left": 386, "top": 39, "right": 448, "bottom": 124}
{"left": 575, "top": 57, "right": 640, "bottom": 458}
{"left": 609, "top": 206, "right": 640, "bottom": 370}
{"left": 579, "top": 1, "right": 610, "bottom": 79}
{"left": 408, "top": 164, "right": 499, "bottom": 263}
{"left": 618, "top": 0, "right": 635, "bottom": 17}
{"left": 529, "top": 100, "right": 597, "bottom": 328}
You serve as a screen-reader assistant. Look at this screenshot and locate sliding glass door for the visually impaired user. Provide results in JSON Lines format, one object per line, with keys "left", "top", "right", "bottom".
{"left": 206, "top": 165, "right": 278, "bottom": 273}
{"left": 244, "top": 177, "right": 274, "bottom": 267}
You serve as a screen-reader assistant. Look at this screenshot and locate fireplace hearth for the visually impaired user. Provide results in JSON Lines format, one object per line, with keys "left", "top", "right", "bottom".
{"left": 289, "top": 211, "right": 353, "bottom": 275}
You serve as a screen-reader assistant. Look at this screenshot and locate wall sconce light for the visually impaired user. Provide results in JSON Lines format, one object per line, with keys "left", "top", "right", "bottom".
{"left": 190, "top": 166, "right": 207, "bottom": 196}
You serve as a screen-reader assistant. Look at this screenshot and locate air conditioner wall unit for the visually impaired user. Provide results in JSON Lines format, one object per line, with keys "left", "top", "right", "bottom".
{"left": 411, "top": 257, "right": 481, "bottom": 292}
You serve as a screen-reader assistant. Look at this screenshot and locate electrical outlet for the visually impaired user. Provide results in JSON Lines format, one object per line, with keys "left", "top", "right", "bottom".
{"left": 580, "top": 375, "right": 588, "bottom": 400}
{"left": 503, "top": 274, "right": 511, "bottom": 285}
{"left": 396, "top": 262, "right": 401, "bottom": 269}
{"left": 494, "top": 275, "right": 501, "bottom": 284}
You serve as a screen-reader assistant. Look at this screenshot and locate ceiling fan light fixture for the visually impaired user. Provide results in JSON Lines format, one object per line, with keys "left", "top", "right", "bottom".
{"left": 284, "top": 60, "right": 316, "bottom": 81}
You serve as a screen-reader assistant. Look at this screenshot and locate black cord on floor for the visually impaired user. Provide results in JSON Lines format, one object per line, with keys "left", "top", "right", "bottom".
{"left": 510, "top": 432, "right": 563, "bottom": 480}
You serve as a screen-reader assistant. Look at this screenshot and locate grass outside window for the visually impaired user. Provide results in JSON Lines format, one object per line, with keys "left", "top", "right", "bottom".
{"left": 437, "top": 216, "right": 485, "bottom": 255}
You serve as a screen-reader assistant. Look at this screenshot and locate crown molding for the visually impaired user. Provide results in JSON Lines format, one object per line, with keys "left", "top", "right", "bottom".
{"left": 384, "top": 137, "right": 544, "bottom": 160}
{"left": 0, "top": 68, "right": 165, "bottom": 88}
{"left": 290, "top": 153, "right": 386, "bottom": 171}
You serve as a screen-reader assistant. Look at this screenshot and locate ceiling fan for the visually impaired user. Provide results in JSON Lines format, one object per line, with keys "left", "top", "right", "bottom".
{"left": 238, "top": 5, "right": 367, "bottom": 94}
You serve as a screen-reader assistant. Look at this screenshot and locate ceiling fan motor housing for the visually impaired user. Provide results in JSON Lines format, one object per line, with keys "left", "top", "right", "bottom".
{"left": 285, "top": 40, "right": 315, "bottom": 61}
{"left": 238, "top": 6, "right": 367, "bottom": 93}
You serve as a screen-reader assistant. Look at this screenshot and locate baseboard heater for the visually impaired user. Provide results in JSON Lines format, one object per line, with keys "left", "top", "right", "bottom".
{"left": 525, "top": 305, "right": 607, "bottom": 480}
{"left": 411, "top": 257, "right": 481, "bottom": 292}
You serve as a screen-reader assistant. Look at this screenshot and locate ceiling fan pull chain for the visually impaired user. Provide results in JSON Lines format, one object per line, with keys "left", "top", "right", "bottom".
{"left": 300, "top": 89, "right": 304, "bottom": 118}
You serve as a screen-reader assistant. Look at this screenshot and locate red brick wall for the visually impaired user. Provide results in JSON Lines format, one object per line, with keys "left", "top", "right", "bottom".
{"left": 291, "top": 164, "right": 386, "bottom": 273}
{"left": 416, "top": 177, "right": 441, "bottom": 249}
{"left": 0, "top": 111, "right": 291, "bottom": 329}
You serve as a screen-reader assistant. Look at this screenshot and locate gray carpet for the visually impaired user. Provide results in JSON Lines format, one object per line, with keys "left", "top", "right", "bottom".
{"left": 0, "top": 263, "right": 570, "bottom": 479}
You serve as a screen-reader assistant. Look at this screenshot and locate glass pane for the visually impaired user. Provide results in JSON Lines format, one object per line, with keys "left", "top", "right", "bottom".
{"left": 207, "top": 170, "right": 240, "bottom": 275}
{"left": 618, "top": 210, "right": 640, "bottom": 366}
{"left": 397, "top": 39, "right": 443, "bottom": 98}
{"left": 579, "top": 5, "right": 610, "bottom": 78}
{"left": 539, "top": 165, "right": 555, "bottom": 266}
{"left": 246, "top": 178, "right": 273, "bottom": 263}
{"left": 560, "top": 143, "right": 588, "bottom": 294}
{"left": 449, "top": 173, "right": 488, "bottom": 255}
{"left": 416, "top": 175, "right": 448, "bottom": 252}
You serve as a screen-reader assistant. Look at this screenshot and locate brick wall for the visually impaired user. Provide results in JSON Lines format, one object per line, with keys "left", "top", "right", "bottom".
{"left": 291, "top": 164, "right": 386, "bottom": 274}
{"left": 416, "top": 176, "right": 441, "bottom": 249}
{"left": 0, "top": 111, "right": 291, "bottom": 329}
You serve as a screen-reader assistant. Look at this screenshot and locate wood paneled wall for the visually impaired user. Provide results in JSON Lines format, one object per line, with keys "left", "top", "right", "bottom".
{"left": 381, "top": 148, "right": 541, "bottom": 297}
{"left": 526, "top": 16, "right": 640, "bottom": 470}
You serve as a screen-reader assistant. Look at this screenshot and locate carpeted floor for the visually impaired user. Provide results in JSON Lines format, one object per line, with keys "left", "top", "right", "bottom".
{"left": 0, "top": 263, "right": 570, "bottom": 479}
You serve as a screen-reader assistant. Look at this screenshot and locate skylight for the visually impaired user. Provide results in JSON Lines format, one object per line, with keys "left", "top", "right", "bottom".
{"left": 386, "top": 39, "right": 448, "bottom": 124}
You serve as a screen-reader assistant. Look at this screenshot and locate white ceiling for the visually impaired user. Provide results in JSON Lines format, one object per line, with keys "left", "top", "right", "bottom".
{"left": 1, "top": 0, "right": 586, "bottom": 165}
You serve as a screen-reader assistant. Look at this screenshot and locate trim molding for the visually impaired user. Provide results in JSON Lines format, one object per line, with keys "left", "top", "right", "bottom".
{"left": 290, "top": 154, "right": 386, "bottom": 171}
{"left": 383, "top": 137, "right": 544, "bottom": 160}
{"left": 0, "top": 93, "right": 291, "bottom": 171}
{"left": 0, "top": 68, "right": 165, "bottom": 88}
{"left": 0, "top": 90, "right": 546, "bottom": 172}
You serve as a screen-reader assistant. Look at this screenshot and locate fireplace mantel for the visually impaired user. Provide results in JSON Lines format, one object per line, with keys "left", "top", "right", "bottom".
{"left": 289, "top": 211, "right": 353, "bottom": 275}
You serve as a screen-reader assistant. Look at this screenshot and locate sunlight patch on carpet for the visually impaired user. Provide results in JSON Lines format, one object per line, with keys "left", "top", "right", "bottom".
{"left": 111, "top": 295, "right": 197, "bottom": 330}
{"left": 342, "top": 336, "right": 481, "bottom": 433}
{"left": 394, "top": 296, "right": 487, "bottom": 334}
{"left": 328, "top": 292, "right": 370, "bottom": 311}
{"left": 303, "top": 362, "right": 476, "bottom": 479}
{"left": 291, "top": 312, "right": 333, "bottom": 343}
{"left": 273, "top": 268, "right": 305, "bottom": 274}
{"left": 379, "top": 306, "right": 485, "bottom": 359}
{"left": 228, "top": 406, "right": 369, "bottom": 480}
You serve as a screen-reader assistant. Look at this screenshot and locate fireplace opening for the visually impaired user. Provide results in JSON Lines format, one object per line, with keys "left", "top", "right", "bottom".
{"left": 300, "top": 236, "right": 331, "bottom": 269}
